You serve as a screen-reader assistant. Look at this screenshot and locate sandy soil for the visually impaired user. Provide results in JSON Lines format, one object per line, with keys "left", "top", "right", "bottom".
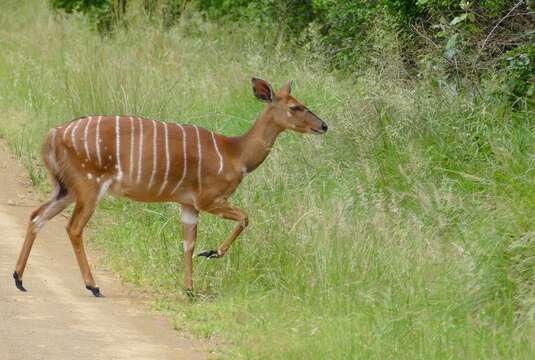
{"left": 0, "top": 140, "right": 209, "bottom": 360}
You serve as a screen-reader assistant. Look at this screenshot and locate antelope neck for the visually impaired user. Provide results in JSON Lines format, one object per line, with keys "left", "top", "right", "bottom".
{"left": 237, "top": 107, "right": 284, "bottom": 173}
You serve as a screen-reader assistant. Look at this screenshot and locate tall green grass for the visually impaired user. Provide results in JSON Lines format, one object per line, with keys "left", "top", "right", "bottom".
{"left": 1, "top": 1, "right": 535, "bottom": 358}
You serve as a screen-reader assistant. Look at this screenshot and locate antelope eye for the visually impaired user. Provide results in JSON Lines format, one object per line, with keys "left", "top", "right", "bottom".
{"left": 289, "top": 105, "right": 302, "bottom": 111}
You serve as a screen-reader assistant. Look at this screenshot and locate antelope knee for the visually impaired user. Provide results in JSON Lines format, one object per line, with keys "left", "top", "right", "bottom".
{"left": 66, "top": 224, "right": 82, "bottom": 238}
{"left": 183, "top": 240, "right": 195, "bottom": 253}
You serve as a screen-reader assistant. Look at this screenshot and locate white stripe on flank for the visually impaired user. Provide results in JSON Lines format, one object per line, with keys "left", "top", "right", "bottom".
{"left": 194, "top": 125, "right": 202, "bottom": 191}
{"left": 148, "top": 120, "right": 158, "bottom": 189}
{"left": 63, "top": 121, "right": 75, "bottom": 141}
{"left": 211, "top": 131, "right": 224, "bottom": 174}
{"left": 71, "top": 119, "right": 82, "bottom": 153}
{"left": 115, "top": 116, "right": 123, "bottom": 181}
{"left": 95, "top": 116, "right": 102, "bottom": 167}
{"left": 157, "top": 122, "right": 170, "bottom": 196}
{"left": 171, "top": 124, "right": 187, "bottom": 194}
{"left": 83, "top": 116, "right": 92, "bottom": 160}
{"left": 129, "top": 116, "right": 135, "bottom": 180}
{"left": 136, "top": 117, "right": 144, "bottom": 184}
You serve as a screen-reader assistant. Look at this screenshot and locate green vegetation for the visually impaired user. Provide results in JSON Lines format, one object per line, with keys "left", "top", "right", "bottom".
{"left": 1, "top": 0, "right": 534, "bottom": 358}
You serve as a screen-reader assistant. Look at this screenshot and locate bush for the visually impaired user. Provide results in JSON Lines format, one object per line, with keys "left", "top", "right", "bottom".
{"left": 49, "top": 0, "right": 117, "bottom": 34}
{"left": 500, "top": 43, "right": 535, "bottom": 109}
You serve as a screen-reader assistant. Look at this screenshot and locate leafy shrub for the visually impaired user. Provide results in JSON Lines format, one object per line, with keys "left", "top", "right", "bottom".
{"left": 500, "top": 43, "right": 535, "bottom": 109}
{"left": 310, "top": 0, "right": 379, "bottom": 69}
{"left": 49, "top": 0, "right": 116, "bottom": 33}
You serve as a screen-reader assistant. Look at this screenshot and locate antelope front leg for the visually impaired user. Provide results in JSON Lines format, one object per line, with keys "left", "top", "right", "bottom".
{"left": 181, "top": 205, "right": 199, "bottom": 292}
{"left": 198, "top": 200, "right": 248, "bottom": 258}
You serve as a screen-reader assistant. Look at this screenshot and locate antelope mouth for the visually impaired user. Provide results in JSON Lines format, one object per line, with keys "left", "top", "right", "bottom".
{"left": 311, "top": 128, "right": 326, "bottom": 135}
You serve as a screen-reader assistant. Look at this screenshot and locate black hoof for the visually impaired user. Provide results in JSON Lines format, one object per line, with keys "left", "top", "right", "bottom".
{"left": 197, "top": 249, "right": 220, "bottom": 258}
{"left": 86, "top": 285, "right": 104, "bottom": 298}
{"left": 13, "top": 272, "right": 27, "bottom": 292}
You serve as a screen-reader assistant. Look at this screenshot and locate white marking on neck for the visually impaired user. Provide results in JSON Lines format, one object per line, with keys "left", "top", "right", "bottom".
{"left": 181, "top": 207, "right": 198, "bottom": 225}
{"left": 98, "top": 179, "right": 113, "bottom": 200}
{"left": 129, "top": 116, "right": 135, "bottom": 181}
{"left": 136, "top": 117, "right": 144, "bottom": 184}
{"left": 115, "top": 116, "right": 123, "bottom": 181}
{"left": 71, "top": 119, "right": 82, "bottom": 154}
{"left": 210, "top": 131, "right": 224, "bottom": 175}
{"left": 95, "top": 116, "right": 102, "bottom": 167}
{"left": 171, "top": 124, "right": 187, "bottom": 194}
{"left": 241, "top": 165, "right": 248, "bottom": 176}
{"left": 148, "top": 120, "right": 158, "bottom": 189}
{"left": 157, "top": 122, "right": 170, "bottom": 196}
{"left": 83, "top": 117, "right": 92, "bottom": 160}
{"left": 194, "top": 125, "right": 202, "bottom": 191}
{"left": 63, "top": 121, "right": 75, "bottom": 141}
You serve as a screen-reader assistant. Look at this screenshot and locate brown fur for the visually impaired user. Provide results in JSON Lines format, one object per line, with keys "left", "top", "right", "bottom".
{"left": 14, "top": 78, "right": 327, "bottom": 293}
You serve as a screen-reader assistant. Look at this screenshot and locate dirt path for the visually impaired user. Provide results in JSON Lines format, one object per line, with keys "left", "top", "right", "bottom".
{"left": 0, "top": 140, "right": 209, "bottom": 360}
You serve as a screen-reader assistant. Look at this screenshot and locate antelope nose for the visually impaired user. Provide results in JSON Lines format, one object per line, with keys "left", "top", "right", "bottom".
{"left": 321, "top": 122, "right": 328, "bottom": 133}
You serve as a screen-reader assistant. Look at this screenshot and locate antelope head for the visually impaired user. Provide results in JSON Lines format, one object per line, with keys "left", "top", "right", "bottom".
{"left": 252, "top": 78, "right": 328, "bottom": 135}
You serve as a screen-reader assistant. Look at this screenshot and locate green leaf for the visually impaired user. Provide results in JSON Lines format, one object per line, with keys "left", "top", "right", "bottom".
{"left": 446, "top": 33, "right": 459, "bottom": 51}
{"left": 450, "top": 13, "right": 469, "bottom": 26}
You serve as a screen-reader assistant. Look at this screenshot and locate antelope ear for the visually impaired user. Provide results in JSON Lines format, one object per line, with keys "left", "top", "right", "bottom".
{"left": 251, "top": 78, "right": 273, "bottom": 103}
{"left": 278, "top": 80, "right": 293, "bottom": 97}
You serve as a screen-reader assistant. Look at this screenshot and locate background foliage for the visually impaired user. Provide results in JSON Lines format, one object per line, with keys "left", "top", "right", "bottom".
{"left": 50, "top": 0, "right": 534, "bottom": 107}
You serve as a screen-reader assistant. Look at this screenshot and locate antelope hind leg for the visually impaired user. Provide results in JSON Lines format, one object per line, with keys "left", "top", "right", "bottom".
{"left": 66, "top": 194, "right": 103, "bottom": 297}
{"left": 13, "top": 191, "right": 72, "bottom": 292}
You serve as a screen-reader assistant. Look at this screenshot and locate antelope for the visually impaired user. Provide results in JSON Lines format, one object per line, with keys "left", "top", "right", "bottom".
{"left": 13, "top": 78, "right": 328, "bottom": 297}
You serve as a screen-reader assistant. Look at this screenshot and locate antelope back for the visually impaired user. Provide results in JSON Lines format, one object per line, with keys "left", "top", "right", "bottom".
{"left": 48, "top": 116, "right": 226, "bottom": 201}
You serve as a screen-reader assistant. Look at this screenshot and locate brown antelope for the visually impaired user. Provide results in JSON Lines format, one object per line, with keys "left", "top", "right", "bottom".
{"left": 13, "top": 78, "right": 327, "bottom": 297}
